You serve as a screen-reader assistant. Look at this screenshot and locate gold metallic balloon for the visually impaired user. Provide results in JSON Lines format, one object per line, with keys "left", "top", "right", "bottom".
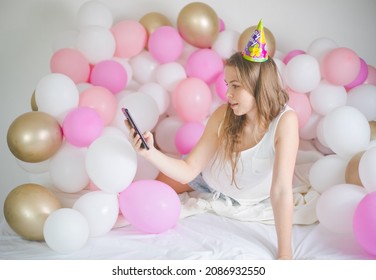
{"left": 369, "top": 121, "right": 376, "bottom": 140}
{"left": 177, "top": 2, "right": 219, "bottom": 48}
{"left": 31, "top": 90, "right": 38, "bottom": 111}
{"left": 345, "top": 150, "right": 365, "bottom": 186}
{"left": 139, "top": 12, "right": 173, "bottom": 36}
{"left": 7, "top": 111, "right": 63, "bottom": 163}
{"left": 238, "top": 25, "right": 276, "bottom": 57}
{"left": 3, "top": 183, "right": 62, "bottom": 241}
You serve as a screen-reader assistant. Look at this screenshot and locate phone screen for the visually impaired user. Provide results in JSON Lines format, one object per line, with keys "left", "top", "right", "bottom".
{"left": 121, "top": 108, "right": 150, "bottom": 150}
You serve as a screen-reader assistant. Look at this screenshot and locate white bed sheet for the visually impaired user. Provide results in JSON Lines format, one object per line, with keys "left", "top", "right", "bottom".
{"left": 0, "top": 212, "right": 373, "bottom": 260}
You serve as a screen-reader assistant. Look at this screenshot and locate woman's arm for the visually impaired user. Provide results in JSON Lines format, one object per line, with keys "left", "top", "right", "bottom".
{"left": 130, "top": 105, "right": 227, "bottom": 184}
{"left": 270, "top": 110, "right": 299, "bottom": 260}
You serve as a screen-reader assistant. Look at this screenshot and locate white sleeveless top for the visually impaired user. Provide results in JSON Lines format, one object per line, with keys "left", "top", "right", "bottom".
{"left": 202, "top": 105, "right": 293, "bottom": 206}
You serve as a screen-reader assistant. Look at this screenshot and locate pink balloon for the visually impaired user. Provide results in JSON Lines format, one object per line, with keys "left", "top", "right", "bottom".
{"left": 215, "top": 72, "right": 228, "bottom": 101}
{"left": 287, "top": 89, "right": 311, "bottom": 128}
{"left": 79, "top": 86, "right": 117, "bottom": 125}
{"left": 175, "top": 122, "right": 205, "bottom": 155}
{"left": 353, "top": 191, "right": 376, "bottom": 256}
{"left": 50, "top": 48, "right": 90, "bottom": 84}
{"left": 63, "top": 107, "right": 104, "bottom": 147}
{"left": 118, "top": 180, "right": 181, "bottom": 234}
{"left": 345, "top": 58, "right": 369, "bottom": 90}
{"left": 111, "top": 20, "right": 147, "bottom": 58}
{"left": 148, "top": 26, "right": 184, "bottom": 63}
{"left": 365, "top": 65, "right": 376, "bottom": 86}
{"left": 321, "top": 47, "right": 361, "bottom": 86}
{"left": 172, "top": 77, "right": 212, "bottom": 122}
{"left": 219, "top": 18, "right": 225, "bottom": 32}
{"left": 283, "top": 49, "right": 306, "bottom": 64}
{"left": 90, "top": 60, "right": 127, "bottom": 94}
{"left": 185, "top": 49, "right": 223, "bottom": 85}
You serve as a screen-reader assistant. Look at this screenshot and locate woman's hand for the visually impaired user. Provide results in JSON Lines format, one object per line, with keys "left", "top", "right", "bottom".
{"left": 128, "top": 126, "right": 154, "bottom": 155}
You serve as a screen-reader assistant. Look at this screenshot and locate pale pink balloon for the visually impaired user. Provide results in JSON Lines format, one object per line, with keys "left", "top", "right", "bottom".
{"left": 148, "top": 26, "right": 184, "bottom": 64}
{"left": 172, "top": 78, "right": 212, "bottom": 122}
{"left": 321, "top": 47, "right": 361, "bottom": 86}
{"left": 79, "top": 86, "right": 117, "bottom": 125}
{"left": 90, "top": 60, "right": 127, "bottom": 94}
{"left": 185, "top": 49, "right": 223, "bottom": 85}
{"left": 50, "top": 48, "right": 90, "bottom": 84}
{"left": 111, "top": 20, "right": 147, "bottom": 58}
{"left": 287, "top": 89, "right": 311, "bottom": 128}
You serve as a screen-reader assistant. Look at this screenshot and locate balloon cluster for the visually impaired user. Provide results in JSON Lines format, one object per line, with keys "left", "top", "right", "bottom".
{"left": 4, "top": 1, "right": 376, "bottom": 255}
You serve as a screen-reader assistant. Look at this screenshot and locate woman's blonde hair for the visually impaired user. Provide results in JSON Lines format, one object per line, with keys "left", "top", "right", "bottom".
{"left": 217, "top": 52, "right": 289, "bottom": 186}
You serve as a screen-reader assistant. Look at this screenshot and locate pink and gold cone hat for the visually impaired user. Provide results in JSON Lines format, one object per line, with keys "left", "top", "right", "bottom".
{"left": 242, "top": 19, "right": 268, "bottom": 62}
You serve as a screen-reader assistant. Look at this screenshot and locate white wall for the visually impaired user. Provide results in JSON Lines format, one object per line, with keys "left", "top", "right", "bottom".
{"left": 1, "top": 0, "right": 375, "bottom": 220}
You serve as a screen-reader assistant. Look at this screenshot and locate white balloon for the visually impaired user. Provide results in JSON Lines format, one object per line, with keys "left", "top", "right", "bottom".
{"left": 156, "top": 62, "right": 187, "bottom": 92}
{"left": 299, "top": 112, "right": 321, "bottom": 140}
{"left": 73, "top": 191, "right": 119, "bottom": 236}
{"left": 212, "top": 29, "right": 240, "bottom": 59}
{"left": 76, "top": 26, "right": 115, "bottom": 64}
{"left": 35, "top": 73, "right": 79, "bottom": 123}
{"left": 316, "top": 184, "right": 367, "bottom": 234}
{"left": 43, "top": 208, "right": 89, "bottom": 253}
{"left": 306, "top": 37, "right": 338, "bottom": 64}
{"left": 309, "top": 80, "right": 347, "bottom": 115}
{"left": 76, "top": 0, "right": 113, "bottom": 29}
{"left": 130, "top": 50, "right": 159, "bottom": 84}
{"left": 359, "top": 146, "right": 376, "bottom": 192}
{"left": 49, "top": 143, "right": 89, "bottom": 193}
{"left": 85, "top": 135, "right": 137, "bottom": 194}
{"left": 16, "top": 158, "right": 50, "bottom": 174}
{"left": 154, "top": 116, "right": 183, "bottom": 155}
{"left": 347, "top": 84, "right": 376, "bottom": 121}
{"left": 322, "top": 106, "right": 370, "bottom": 158}
{"left": 309, "top": 154, "right": 348, "bottom": 193}
{"left": 138, "top": 82, "right": 170, "bottom": 115}
{"left": 134, "top": 155, "right": 159, "bottom": 181}
{"left": 284, "top": 54, "right": 321, "bottom": 93}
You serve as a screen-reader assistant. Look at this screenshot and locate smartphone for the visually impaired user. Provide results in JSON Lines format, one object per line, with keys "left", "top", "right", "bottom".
{"left": 121, "top": 108, "right": 150, "bottom": 150}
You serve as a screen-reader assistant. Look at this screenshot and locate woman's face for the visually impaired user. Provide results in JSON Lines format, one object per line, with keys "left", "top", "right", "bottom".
{"left": 224, "top": 65, "right": 257, "bottom": 117}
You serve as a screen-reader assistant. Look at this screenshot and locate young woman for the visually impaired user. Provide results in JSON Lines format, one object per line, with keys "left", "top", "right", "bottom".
{"left": 128, "top": 51, "right": 299, "bottom": 260}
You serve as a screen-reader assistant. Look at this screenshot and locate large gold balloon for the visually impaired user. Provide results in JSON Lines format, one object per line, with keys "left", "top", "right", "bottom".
{"left": 31, "top": 90, "right": 38, "bottom": 111}
{"left": 7, "top": 111, "right": 63, "bottom": 163}
{"left": 345, "top": 150, "right": 365, "bottom": 186}
{"left": 177, "top": 2, "right": 219, "bottom": 48}
{"left": 369, "top": 121, "right": 376, "bottom": 140}
{"left": 139, "top": 12, "right": 173, "bottom": 36}
{"left": 238, "top": 25, "right": 276, "bottom": 57}
{"left": 3, "top": 183, "right": 62, "bottom": 241}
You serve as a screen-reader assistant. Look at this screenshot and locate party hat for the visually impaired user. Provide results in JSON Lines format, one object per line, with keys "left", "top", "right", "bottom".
{"left": 242, "top": 19, "right": 268, "bottom": 62}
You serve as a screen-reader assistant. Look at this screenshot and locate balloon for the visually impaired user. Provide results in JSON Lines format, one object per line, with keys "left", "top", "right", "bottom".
{"left": 309, "top": 80, "right": 347, "bottom": 115}
{"left": 321, "top": 47, "right": 361, "bottom": 86}
{"left": 215, "top": 72, "right": 227, "bottom": 102}
{"left": 212, "top": 29, "right": 240, "bottom": 59}
{"left": 154, "top": 116, "right": 183, "bottom": 155}
{"left": 76, "top": 25, "right": 116, "bottom": 64}
{"left": 353, "top": 191, "right": 376, "bottom": 256}
{"left": 172, "top": 77, "right": 212, "bottom": 122}
{"left": 73, "top": 191, "right": 119, "bottom": 237}
{"left": 139, "top": 12, "right": 173, "bottom": 36}
{"left": 322, "top": 106, "right": 370, "bottom": 158}
{"left": 177, "top": 2, "right": 219, "bottom": 48}
{"left": 347, "top": 84, "right": 376, "bottom": 121}
{"left": 345, "top": 151, "right": 365, "bottom": 186}
{"left": 238, "top": 25, "right": 276, "bottom": 57}
{"left": 111, "top": 20, "right": 147, "bottom": 58}
{"left": 76, "top": 0, "right": 113, "bottom": 29}
{"left": 287, "top": 89, "right": 311, "bottom": 128}
{"left": 62, "top": 107, "right": 104, "bottom": 147}
{"left": 79, "top": 86, "right": 118, "bottom": 126}
{"left": 156, "top": 62, "right": 187, "bottom": 92}
{"left": 299, "top": 112, "right": 321, "bottom": 140}
{"left": 185, "top": 48, "right": 223, "bottom": 85}
{"left": 85, "top": 135, "right": 137, "bottom": 194}
{"left": 90, "top": 60, "right": 128, "bottom": 94}
{"left": 50, "top": 48, "right": 90, "bottom": 84}
{"left": 130, "top": 50, "right": 159, "bottom": 84}
{"left": 284, "top": 54, "right": 321, "bottom": 93}
{"left": 345, "top": 58, "right": 369, "bottom": 90}
{"left": 118, "top": 180, "right": 181, "bottom": 234}
{"left": 7, "top": 111, "right": 63, "bottom": 162}
{"left": 358, "top": 146, "right": 376, "bottom": 193}
{"left": 309, "top": 154, "right": 347, "bottom": 194}
{"left": 3, "top": 183, "right": 61, "bottom": 241}
{"left": 306, "top": 37, "right": 338, "bottom": 63}
{"left": 175, "top": 122, "right": 205, "bottom": 155}
{"left": 316, "top": 183, "right": 367, "bottom": 234}
{"left": 35, "top": 73, "right": 79, "bottom": 123}
{"left": 365, "top": 65, "right": 376, "bottom": 86}
{"left": 370, "top": 121, "right": 376, "bottom": 140}
{"left": 16, "top": 158, "right": 50, "bottom": 174}
{"left": 134, "top": 154, "right": 159, "bottom": 181}
{"left": 49, "top": 143, "right": 89, "bottom": 193}
{"left": 138, "top": 82, "right": 170, "bottom": 115}
{"left": 31, "top": 90, "right": 38, "bottom": 111}
{"left": 283, "top": 49, "right": 306, "bottom": 64}
{"left": 43, "top": 208, "right": 89, "bottom": 253}
{"left": 148, "top": 26, "right": 184, "bottom": 64}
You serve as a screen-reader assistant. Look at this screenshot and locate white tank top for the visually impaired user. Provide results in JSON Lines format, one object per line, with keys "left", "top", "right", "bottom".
{"left": 202, "top": 105, "right": 293, "bottom": 206}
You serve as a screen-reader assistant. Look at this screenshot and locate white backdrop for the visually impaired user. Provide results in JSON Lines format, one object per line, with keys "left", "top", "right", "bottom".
{"left": 0, "top": 0, "right": 375, "bottom": 221}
